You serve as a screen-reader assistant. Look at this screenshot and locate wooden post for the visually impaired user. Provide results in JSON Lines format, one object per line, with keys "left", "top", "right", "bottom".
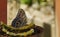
{"left": 56, "top": 0, "right": 60, "bottom": 37}
{"left": 0, "top": 0, "right": 7, "bottom": 24}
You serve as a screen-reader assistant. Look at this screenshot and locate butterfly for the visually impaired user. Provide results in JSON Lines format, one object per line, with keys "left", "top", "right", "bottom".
{"left": 11, "top": 9, "right": 27, "bottom": 28}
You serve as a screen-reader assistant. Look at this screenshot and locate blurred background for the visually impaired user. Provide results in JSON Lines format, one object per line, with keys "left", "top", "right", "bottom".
{"left": 7, "top": 0, "right": 56, "bottom": 37}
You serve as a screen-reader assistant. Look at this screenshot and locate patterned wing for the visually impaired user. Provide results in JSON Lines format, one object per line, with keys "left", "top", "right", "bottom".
{"left": 11, "top": 9, "right": 27, "bottom": 28}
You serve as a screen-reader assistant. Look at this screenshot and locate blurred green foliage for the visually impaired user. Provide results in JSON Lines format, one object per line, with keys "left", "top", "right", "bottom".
{"left": 8, "top": 0, "right": 48, "bottom": 6}
{"left": 20, "top": 0, "right": 47, "bottom": 6}
{"left": 20, "top": 0, "right": 32, "bottom": 6}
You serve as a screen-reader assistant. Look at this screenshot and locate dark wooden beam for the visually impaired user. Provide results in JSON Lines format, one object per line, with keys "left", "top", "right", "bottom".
{"left": 0, "top": 0, "right": 7, "bottom": 24}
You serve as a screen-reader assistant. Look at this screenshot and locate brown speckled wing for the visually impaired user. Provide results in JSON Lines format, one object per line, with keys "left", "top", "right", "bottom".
{"left": 11, "top": 9, "right": 27, "bottom": 28}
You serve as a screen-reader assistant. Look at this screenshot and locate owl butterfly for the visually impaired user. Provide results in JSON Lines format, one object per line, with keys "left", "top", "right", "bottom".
{"left": 11, "top": 9, "right": 27, "bottom": 28}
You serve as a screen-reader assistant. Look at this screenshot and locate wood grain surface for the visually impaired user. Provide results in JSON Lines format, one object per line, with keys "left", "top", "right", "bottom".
{"left": 0, "top": 0, "right": 7, "bottom": 24}
{"left": 56, "top": 0, "right": 60, "bottom": 37}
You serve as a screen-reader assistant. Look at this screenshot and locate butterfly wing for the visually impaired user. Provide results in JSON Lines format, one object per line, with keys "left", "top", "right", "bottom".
{"left": 11, "top": 9, "right": 27, "bottom": 28}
